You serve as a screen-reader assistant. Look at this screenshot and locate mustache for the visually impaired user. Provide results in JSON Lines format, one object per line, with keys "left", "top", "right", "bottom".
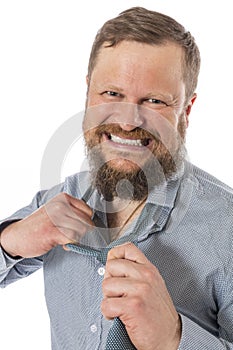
{"left": 87, "top": 124, "right": 161, "bottom": 142}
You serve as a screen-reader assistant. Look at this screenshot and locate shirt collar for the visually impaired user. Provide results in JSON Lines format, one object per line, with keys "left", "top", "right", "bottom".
{"left": 65, "top": 164, "right": 187, "bottom": 236}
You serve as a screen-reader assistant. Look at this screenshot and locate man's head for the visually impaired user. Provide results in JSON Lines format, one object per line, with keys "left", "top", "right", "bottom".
{"left": 83, "top": 7, "right": 200, "bottom": 201}
{"left": 88, "top": 6, "right": 200, "bottom": 105}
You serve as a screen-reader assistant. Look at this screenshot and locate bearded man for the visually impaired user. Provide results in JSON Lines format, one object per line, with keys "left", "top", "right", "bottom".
{"left": 0, "top": 7, "right": 232, "bottom": 350}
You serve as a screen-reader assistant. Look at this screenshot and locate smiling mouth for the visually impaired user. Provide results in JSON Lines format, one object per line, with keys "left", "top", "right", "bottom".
{"left": 106, "top": 133, "right": 152, "bottom": 147}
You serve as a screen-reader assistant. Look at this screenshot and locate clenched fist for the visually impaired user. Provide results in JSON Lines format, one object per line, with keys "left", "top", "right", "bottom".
{"left": 0, "top": 193, "right": 94, "bottom": 258}
{"left": 101, "top": 243, "right": 181, "bottom": 350}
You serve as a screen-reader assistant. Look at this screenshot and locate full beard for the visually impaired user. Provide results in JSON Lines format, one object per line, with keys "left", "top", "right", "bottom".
{"left": 84, "top": 120, "right": 187, "bottom": 201}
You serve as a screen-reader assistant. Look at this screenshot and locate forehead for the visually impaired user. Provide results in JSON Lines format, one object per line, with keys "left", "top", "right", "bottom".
{"left": 91, "top": 41, "right": 184, "bottom": 80}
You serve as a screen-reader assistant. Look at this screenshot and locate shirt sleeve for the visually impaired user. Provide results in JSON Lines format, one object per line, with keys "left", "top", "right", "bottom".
{"left": 178, "top": 314, "right": 233, "bottom": 349}
{"left": 178, "top": 213, "right": 233, "bottom": 350}
{"left": 0, "top": 246, "right": 43, "bottom": 288}
{"left": 0, "top": 182, "right": 65, "bottom": 288}
{"left": 178, "top": 256, "right": 233, "bottom": 350}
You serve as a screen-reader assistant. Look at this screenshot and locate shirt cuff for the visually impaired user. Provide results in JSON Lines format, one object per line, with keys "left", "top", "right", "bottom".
{"left": 0, "top": 244, "right": 23, "bottom": 269}
{"left": 178, "top": 314, "right": 226, "bottom": 349}
{"left": 0, "top": 220, "right": 23, "bottom": 268}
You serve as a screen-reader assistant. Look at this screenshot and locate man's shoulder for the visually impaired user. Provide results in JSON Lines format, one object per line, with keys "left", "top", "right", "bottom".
{"left": 190, "top": 163, "right": 233, "bottom": 201}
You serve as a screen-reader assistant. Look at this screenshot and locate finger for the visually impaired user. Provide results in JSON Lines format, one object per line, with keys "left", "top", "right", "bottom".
{"left": 46, "top": 193, "right": 94, "bottom": 229}
{"left": 101, "top": 296, "right": 133, "bottom": 321}
{"left": 48, "top": 201, "right": 94, "bottom": 231}
{"left": 69, "top": 196, "right": 93, "bottom": 218}
{"left": 62, "top": 193, "right": 93, "bottom": 218}
{"left": 105, "top": 258, "right": 144, "bottom": 279}
{"left": 65, "top": 207, "right": 94, "bottom": 228}
{"left": 107, "top": 242, "right": 149, "bottom": 265}
{"left": 57, "top": 224, "right": 91, "bottom": 242}
{"left": 63, "top": 194, "right": 95, "bottom": 230}
{"left": 102, "top": 276, "right": 139, "bottom": 298}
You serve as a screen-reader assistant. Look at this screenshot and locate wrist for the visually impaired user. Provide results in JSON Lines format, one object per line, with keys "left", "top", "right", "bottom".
{"left": 162, "top": 314, "right": 181, "bottom": 350}
{"left": 0, "top": 224, "right": 22, "bottom": 258}
{"left": 171, "top": 314, "right": 182, "bottom": 350}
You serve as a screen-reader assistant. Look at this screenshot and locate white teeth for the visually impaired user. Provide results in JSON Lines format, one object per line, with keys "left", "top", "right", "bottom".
{"left": 110, "top": 134, "right": 143, "bottom": 146}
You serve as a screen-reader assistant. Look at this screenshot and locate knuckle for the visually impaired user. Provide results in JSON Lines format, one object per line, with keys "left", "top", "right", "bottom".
{"left": 129, "top": 295, "right": 144, "bottom": 311}
{"left": 46, "top": 200, "right": 65, "bottom": 215}
{"left": 59, "top": 192, "right": 70, "bottom": 200}
{"left": 141, "top": 265, "right": 159, "bottom": 284}
{"left": 105, "top": 259, "right": 112, "bottom": 270}
{"left": 76, "top": 223, "right": 91, "bottom": 236}
{"left": 100, "top": 298, "right": 107, "bottom": 314}
{"left": 135, "top": 280, "right": 151, "bottom": 295}
{"left": 102, "top": 277, "right": 110, "bottom": 292}
{"left": 142, "top": 267, "right": 154, "bottom": 282}
{"left": 53, "top": 201, "right": 65, "bottom": 212}
{"left": 101, "top": 297, "right": 111, "bottom": 314}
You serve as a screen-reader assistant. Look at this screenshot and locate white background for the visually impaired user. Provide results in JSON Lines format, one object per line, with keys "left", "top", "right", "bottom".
{"left": 0, "top": 1, "right": 233, "bottom": 348}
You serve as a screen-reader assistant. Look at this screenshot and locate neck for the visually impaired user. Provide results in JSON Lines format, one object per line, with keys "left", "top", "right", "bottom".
{"left": 107, "top": 196, "right": 147, "bottom": 240}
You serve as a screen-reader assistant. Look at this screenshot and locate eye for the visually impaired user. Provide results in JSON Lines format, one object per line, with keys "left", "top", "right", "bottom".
{"left": 147, "top": 98, "right": 167, "bottom": 105}
{"left": 143, "top": 98, "right": 168, "bottom": 110}
{"left": 104, "top": 91, "right": 122, "bottom": 97}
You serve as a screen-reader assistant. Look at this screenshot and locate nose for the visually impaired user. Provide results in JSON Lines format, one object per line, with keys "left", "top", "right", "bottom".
{"left": 117, "top": 103, "right": 144, "bottom": 131}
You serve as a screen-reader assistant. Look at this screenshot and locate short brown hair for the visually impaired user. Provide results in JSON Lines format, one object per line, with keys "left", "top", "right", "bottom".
{"left": 87, "top": 7, "right": 201, "bottom": 102}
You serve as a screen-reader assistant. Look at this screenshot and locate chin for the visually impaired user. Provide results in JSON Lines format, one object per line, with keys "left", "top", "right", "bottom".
{"left": 107, "top": 158, "right": 141, "bottom": 173}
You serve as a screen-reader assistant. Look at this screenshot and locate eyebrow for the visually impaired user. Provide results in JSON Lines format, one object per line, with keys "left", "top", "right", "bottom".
{"left": 100, "top": 84, "right": 125, "bottom": 93}
{"left": 146, "top": 92, "right": 173, "bottom": 101}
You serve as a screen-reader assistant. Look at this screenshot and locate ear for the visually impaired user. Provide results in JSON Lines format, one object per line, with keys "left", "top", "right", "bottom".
{"left": 86, "top": 75, "right": 90, "bottom": 98}
{"left": 185, "top": 93, "right": 197, "bottom": 127}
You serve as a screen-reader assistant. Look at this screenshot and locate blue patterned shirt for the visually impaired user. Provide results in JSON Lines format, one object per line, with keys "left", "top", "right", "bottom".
{"left": 0, "top": 163, "right": 233, "bottom": 349}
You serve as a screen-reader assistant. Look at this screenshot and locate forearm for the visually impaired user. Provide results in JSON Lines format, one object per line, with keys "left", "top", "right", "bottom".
{"left": 0, "top": 243, "right": 43, "bottom": 288}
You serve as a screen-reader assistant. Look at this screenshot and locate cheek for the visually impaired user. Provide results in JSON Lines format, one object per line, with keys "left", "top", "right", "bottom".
{"left": 144, "top": 110, "right": 179, "bottom": 145}
{"left": 161, "top": 108, "right": 180, "bottom": 128}
{"left": 86, "top": 88, "right": 103, "bottom": 108}
{"left": 84, "top": 129, "right": 98, "bottom": 148}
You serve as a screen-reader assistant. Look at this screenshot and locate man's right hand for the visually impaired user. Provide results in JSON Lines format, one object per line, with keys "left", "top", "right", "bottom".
{"left": 0, "top": 193, "right": 94, "bottom": 258}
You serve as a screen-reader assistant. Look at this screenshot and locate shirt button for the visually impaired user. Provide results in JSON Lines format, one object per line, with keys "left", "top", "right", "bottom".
{"left": 90, "top": 324, "right": 97, "bottom": 333}
{"left": 97, "top": 267, "right": 105, "bottom": 276}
